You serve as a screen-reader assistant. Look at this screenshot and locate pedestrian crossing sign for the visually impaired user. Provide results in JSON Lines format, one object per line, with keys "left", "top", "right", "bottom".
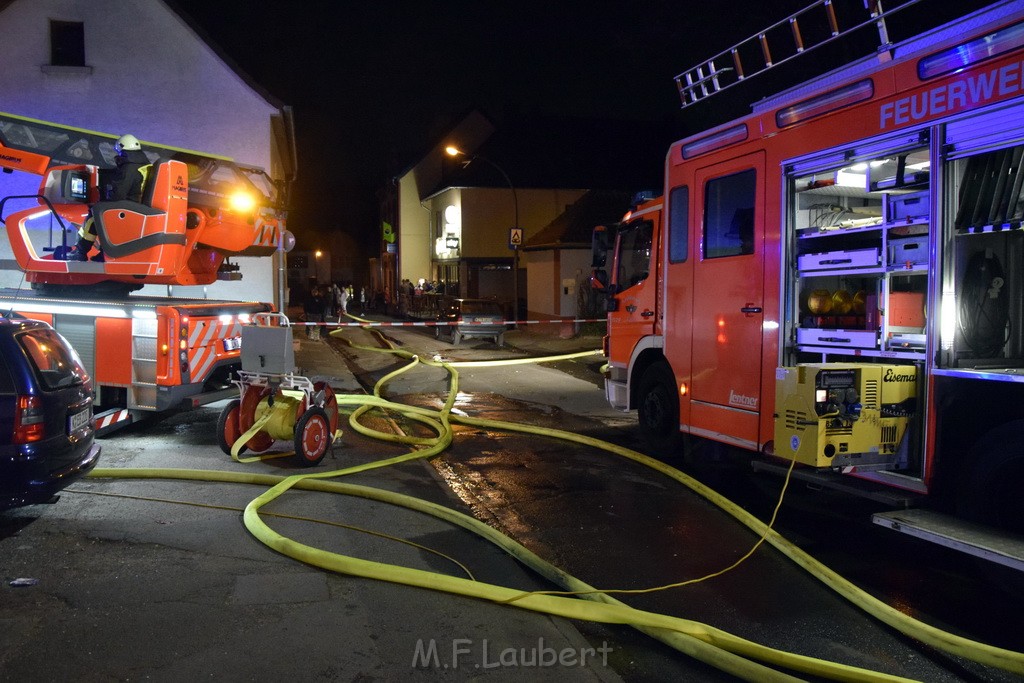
{"left": 509, "top": 227, "right": 523, "bottom": 249}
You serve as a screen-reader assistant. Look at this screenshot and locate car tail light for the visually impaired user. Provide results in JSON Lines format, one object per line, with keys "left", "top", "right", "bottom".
{"left": 13, "top": 395, "right": 45, "bottom": 443}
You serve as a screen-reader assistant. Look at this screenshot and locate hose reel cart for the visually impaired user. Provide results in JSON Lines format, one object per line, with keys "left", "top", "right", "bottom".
{"left": 217, "top": 312, "right": 339, "bottom": 465}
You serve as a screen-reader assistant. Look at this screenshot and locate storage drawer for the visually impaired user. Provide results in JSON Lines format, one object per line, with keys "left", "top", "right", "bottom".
{"left": 887, "top": 190, "right": 929, "bottom": 223}
{"left": 888, "top": 236, "right": 928, "bottom": 267}
{"left": 798, "top": 248, "right": 880, "bottom": 272}
{"left": 797, "top": 327, "right": 878, "bottom": 349}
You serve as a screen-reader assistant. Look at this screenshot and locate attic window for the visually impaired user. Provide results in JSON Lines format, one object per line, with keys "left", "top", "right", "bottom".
{"left": 43, "top": 20, "right": 91, "bottom": 74}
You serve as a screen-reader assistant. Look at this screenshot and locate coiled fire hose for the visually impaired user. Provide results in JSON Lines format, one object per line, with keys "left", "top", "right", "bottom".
{"left": 86, "top": 322, "right": 1024, "bottom": 681}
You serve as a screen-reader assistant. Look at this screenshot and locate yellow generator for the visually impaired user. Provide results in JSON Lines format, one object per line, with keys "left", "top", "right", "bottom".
{"left": 774, "top": 363, "right": 917, "bottom": 469}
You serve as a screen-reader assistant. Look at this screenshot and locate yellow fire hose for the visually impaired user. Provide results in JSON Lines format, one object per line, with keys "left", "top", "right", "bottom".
{"left": 84, "top": 323, "right": 1024, "bottom": 681}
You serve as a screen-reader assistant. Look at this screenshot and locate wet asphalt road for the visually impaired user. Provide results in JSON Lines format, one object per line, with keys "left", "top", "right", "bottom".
{"left": 326, "top": 325, "right": 1024, "bottom": 680}
{"left": 1, "top": 323, "right": 1022, "bottom": 681}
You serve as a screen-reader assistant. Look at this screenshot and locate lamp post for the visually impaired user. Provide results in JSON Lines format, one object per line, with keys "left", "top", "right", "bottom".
{"left": 445, "top": 145, "right": 519, "bottom": 326}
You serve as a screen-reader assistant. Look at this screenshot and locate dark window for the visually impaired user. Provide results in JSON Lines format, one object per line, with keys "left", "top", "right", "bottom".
{"left": 615, "top": 220, "right": 652, "bottom": 290}
{"left": 50, "top": 20, "right": 85, "bottom": 67}
{"left": 669, "top": 186, "right": 689, "bottom": 263}
{"left": 17, "top": 329, "right": 87, "bottom": 390}
{"left": 703, "top": 169, "right": 756, "bottom": 259}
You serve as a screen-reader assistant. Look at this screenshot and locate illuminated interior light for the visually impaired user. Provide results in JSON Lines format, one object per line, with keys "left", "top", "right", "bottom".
{"left": 941, "top": 291, "right": 956, "bottom": 350}
{"left": 836, "top": 169, "right": 867, "bottom": 188}
{"left": 919, "top": 21, "right": 1024, "bottom": 79}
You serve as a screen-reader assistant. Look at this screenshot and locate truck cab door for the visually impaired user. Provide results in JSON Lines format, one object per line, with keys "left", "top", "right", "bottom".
{"left": 690, "top": 153, "right": 765, "bottom": 447}
{"left": 607, "top": 208, "right": 660, "bottom": 371}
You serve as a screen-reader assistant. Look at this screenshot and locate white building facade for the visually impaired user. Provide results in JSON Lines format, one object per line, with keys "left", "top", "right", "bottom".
{"left": 0, "top": 0, "right": 290, "bottom": 303}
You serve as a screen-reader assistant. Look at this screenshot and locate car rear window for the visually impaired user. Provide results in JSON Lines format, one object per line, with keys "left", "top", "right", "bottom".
{"left": 460, "top": 301, "right": 502, "bottom": 316}
{"left": 17, "top": 328, "right": 88, "bottom": 390}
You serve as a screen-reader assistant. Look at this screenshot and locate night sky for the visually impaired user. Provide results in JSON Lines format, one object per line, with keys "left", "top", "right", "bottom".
{"left": 170, "top": 0, "right": 961, "bottom": 256}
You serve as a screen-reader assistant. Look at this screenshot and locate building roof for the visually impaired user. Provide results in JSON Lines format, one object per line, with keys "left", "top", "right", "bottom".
{"left": 523, "top": 189, "right": 633, "bottom": 251}
{"left": 163, "top": 0, "right": 284, "bottom": 109}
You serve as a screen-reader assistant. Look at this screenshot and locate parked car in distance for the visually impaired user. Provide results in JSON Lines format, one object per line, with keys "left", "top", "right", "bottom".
{"left": 435, "top": 296, "right": 507, "bottom": 346}
{"left": 0, "top": 315, "right": 100, "bottom": 511}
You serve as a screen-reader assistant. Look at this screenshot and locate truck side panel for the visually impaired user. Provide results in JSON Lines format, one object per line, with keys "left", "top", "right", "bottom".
{"left": 95, "top": 317, "right": 132, "bottom": 386}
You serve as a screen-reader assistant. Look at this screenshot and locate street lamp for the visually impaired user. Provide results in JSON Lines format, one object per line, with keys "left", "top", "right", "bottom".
{"left": 445, "top": 145, "right": 519, "bottom": 326}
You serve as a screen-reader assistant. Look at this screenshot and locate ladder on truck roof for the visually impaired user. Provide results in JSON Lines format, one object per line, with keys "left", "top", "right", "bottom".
{"left": 674, "top": 0, "right": 924, "bottom": 108}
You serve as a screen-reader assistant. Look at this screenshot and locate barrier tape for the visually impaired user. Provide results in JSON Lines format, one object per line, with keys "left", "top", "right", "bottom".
{"left": 291, "top": 318, "right": 608, "bottom": 327}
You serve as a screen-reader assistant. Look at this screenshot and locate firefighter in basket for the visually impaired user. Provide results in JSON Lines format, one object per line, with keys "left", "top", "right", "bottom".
{"left": 72, "top": 134, "right": 151, "bottom": 262}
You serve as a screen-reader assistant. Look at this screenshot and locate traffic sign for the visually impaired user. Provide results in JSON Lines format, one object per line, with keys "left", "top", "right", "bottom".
{"left": 509, "top": 227, "right": 523, "bottom": 250}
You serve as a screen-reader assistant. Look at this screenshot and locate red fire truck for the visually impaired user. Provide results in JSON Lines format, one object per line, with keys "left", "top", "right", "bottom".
{"left": 595, "top": 0, "right": 1024, "bottom": 566}
{"left": 0, "top": 113, "right": 291, "bottom": 433}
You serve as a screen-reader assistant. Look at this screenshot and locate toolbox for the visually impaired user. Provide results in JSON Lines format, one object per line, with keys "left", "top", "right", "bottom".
{"left": 888, "top": 236, "right": 928, "bottom": 268}
{"left": 798, "top": 248, "right": 880, "bottom": 272}
{"left": 886, "top": 190, "right": 929, "bottom": 224}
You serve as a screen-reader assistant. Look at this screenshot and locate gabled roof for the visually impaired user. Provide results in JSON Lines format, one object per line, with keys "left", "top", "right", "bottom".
{"left": 523, "top": 190, "right": 633, "bottom": 252}
{"left": 163, "top": 0, "right": 283, "bottom": 109}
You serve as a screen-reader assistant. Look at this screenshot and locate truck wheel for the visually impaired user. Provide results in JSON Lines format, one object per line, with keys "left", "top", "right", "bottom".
{"left": 637, "top": 361, "right": 681, "bottom": 456}
{"left": 293, "top": 406, "right": 332, "bottom": 466}
{"left": 957, "top": 420, "right": 1024, "bottom": 535}
{"left": 216, "top": 399, "right": 247, "bottom": 456}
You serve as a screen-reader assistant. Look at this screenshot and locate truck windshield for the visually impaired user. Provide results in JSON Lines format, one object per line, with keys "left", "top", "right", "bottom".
{"left": 615, "top": 220, "right": 652, "bottom": 290}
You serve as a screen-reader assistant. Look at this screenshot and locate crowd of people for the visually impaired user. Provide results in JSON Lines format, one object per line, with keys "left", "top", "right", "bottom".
{"left": 399, "top": 277, "right": 448, "bottom": 297}
{"left": 299, "top": 281, "right": 366, "bottom": 340}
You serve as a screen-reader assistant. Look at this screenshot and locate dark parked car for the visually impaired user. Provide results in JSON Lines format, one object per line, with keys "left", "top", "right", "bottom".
{"left": 0, "top": 315, "right": 100, "bottom": 510}
{"left": 435, "top": 296, "right": 507, "bottom": 346}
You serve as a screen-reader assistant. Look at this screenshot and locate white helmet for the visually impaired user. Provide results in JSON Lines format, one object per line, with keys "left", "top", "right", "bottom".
{"left": 115, "top": 134, "right": 141, "bottom": 153}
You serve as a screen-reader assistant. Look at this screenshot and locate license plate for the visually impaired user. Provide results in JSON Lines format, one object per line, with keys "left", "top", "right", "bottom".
{"left": 69, "top": 408, "right": 91, "bottom": 433}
